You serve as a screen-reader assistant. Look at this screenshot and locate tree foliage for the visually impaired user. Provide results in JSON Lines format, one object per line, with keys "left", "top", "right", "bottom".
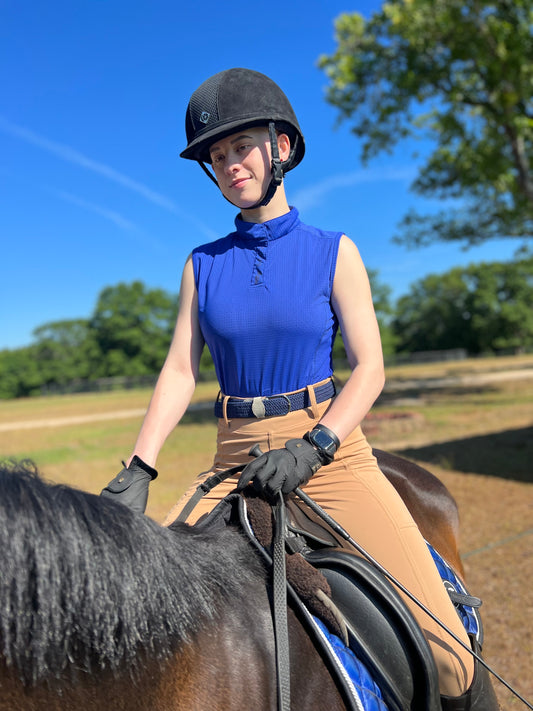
{"left": 89, "top": 281, "right": 178, "bottom": 377}
{"left": 32, "top": 319, "right": 99, "bottom": 385}
{"left": 0, "top": 282, "right": 178, "bottom": 398}
{"left": 319, "top": 0, "right": 533, "bottom": 247}
{"left": 1, "top": 261, "right": 531, "bottom": 399}
{"left": 393, "top": 256, "right": 533, "bottom": 353}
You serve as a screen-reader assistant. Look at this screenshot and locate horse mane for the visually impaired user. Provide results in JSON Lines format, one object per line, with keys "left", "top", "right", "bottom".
{"left": 0, "top": 460, "right": 265, "bottom": 687}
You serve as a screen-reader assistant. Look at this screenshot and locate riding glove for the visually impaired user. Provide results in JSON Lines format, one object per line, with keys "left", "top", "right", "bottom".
{"left": 237, "top": 437, "right": 326, "bottom": 501}
{"left": 100, "top": 455, "right": 158, "bottom": 514}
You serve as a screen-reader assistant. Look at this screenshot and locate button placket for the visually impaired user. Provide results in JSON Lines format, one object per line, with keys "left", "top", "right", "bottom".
{"left": 251, "top": 228, "right": 268, "bottom": 286}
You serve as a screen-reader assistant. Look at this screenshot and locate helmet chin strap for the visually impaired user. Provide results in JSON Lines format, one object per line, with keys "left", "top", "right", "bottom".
{"left": 197, "top": 122, "right": 284, "bottom": 210}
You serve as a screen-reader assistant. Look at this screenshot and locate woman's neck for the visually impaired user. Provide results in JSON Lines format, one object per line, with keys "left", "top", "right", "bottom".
{"left": 239, "top": 184, "right": 290, "bottom": 224}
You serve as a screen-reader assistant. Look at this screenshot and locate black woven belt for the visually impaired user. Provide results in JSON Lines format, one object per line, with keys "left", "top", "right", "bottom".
{"left": 214, "top": 379, "right": 336, "bottom": 419}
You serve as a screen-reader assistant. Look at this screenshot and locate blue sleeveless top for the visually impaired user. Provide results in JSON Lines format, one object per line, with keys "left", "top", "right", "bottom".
{"left": 192, "top": 208, "right": 342, "bottom": 397}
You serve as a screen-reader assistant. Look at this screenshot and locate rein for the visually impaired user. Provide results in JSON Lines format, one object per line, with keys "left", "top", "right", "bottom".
{"left": 271, "top": 494, "right": 291, "bottom": 711}
{"left": 176, "top": 464, "right": 292, "bottom": 711}
{"left": 175, "top": 465, "right": 243, "bottom": 524}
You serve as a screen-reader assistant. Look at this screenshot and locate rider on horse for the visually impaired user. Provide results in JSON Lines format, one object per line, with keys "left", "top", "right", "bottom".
{"left": 102, "top": 67, "right": 496, "bottom": 710}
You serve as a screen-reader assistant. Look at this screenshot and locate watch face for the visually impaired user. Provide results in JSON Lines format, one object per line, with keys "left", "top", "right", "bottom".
{"left": 311, "top": 429, "right": 335, "bottom": 452}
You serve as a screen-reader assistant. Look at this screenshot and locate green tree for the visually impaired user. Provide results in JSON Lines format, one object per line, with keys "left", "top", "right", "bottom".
{"left": 0, "top": 283, "right": 180, "bottom": 398}
{"left": 32, "top": 319, "right": 99, "bottom": 386}
{"left": 89, "top": 281, "right": 178, "bottom": 377}
{"left": 0, "top": 347, "right": 43, "bottom": 398}
{"left": 369, "top": 268, "right": 397, "bottom": 355}
{"left": 319, "top": 1, "right": 533, "bottom": 247}
{"left": 393, "top": 257, "right": 533, "bottom": 353}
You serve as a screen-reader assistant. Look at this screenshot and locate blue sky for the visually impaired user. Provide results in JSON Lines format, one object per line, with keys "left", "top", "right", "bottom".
{"left": 0, "top": 0, "right": 525, "bottom": 350}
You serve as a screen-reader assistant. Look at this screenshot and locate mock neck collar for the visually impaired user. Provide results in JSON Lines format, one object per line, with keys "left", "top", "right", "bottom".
{"left": 234, "top": 207, "right": 300, "bottom": 241}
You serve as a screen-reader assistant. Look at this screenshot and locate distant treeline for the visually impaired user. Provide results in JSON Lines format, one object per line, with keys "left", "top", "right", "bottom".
{"left": 1, "top": 257, "right": 532, "bottom": 399}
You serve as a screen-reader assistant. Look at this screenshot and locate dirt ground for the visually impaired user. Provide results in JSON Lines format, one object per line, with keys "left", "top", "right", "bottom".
{"left": 436, "top": 471, "right": 532, "bottom": 710}
{"left": 419, "top": 466, "right": 532, "bottom": 710}
{"left": 361, "top": 380, "right": 532, "bottom": 709}
{"left": 361, "top": 402, "right": 532, "bottom": 709}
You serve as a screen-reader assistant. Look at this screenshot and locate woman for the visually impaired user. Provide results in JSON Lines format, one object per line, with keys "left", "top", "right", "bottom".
{"left": 102, "top": 68, "right": 491, "bottom": 709}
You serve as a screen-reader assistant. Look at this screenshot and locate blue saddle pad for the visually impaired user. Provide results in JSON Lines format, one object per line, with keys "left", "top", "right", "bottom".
{"left": 426, "top": 541, "right": 482, "bottom": 642}
{"left": 312, "top": 616, "right": 389, "bottom": 711}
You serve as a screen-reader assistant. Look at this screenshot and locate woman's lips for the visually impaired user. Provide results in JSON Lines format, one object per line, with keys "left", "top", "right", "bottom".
{"left": 230, "top": 177, "right": 250, "bottom": 189}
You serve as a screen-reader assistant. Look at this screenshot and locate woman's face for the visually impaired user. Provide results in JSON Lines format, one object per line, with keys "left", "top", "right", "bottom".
{"left": 208, "top": 127, "right": 289, "bottom": 208}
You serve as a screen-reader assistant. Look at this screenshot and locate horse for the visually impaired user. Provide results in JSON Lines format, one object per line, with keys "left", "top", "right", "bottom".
{"left": 0, "top": 453, "right": 464, "bottom": 711}
{"left": 0, "top": 459, "right": 347, "bottom": 710}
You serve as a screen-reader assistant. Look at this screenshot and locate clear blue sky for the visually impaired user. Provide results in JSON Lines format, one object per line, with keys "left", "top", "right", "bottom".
{"left": 0, "top": 0, "right": 525, "bottom": 350}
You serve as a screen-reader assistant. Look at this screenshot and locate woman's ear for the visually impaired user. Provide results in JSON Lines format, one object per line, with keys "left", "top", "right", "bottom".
{"left": 277, "top": 133, "right": 291, "bottom": 163}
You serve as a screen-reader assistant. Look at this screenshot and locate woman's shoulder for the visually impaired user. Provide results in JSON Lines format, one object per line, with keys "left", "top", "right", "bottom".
{"left": 295, "top": 216, "right": 345, "bottom": 242}
{"left": 298, "top": 214, "right": 346, "bottom": 247}
{"left": 192, "top": 232, "right": 235, "bottom": 258}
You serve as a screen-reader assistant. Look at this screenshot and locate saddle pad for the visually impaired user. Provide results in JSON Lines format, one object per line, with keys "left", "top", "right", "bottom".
{"left": 312, "top": 616, "right": 389, "bottom": 711}
{"left": 426, "top": 542, "right": 482, "bottom": 643}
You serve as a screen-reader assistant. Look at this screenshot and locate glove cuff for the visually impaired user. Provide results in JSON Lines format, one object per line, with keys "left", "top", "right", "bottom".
{"left": 129, "top": 455, "right": 158, "bottom": 480}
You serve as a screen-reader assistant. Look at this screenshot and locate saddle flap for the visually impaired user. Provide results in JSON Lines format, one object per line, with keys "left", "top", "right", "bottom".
{"left": 305, "top": 548, "right": 441, "bottom": 711}
{"left": 285, "top": 495, "right": 353, "bottom": 550}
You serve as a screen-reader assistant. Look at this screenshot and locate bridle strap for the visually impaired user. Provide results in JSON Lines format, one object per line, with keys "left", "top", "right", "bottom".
{"left": 175, "top": 464, "right": 243, "bottom": 524}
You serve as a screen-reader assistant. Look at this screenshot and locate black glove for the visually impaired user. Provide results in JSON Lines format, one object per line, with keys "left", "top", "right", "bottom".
{"left": 100, "top": 455, "right": 158, "bottom": 514}
{"left": 236, "top": 438, "right": 324, "bottom": 501}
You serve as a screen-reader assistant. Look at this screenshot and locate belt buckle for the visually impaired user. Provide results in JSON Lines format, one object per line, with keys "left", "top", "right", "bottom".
{"left": 251, "top": 394, "right": 292, "bottom": 418}
{"left": 251, "top": 397, "right": 266, "bottom": 418}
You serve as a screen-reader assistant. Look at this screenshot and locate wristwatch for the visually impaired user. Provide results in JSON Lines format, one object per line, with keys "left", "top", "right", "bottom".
{"left": 305, "top": 424, "right": 340, "bottom": 464}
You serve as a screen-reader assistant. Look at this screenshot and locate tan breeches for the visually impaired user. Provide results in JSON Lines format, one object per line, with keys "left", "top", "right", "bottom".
{"left": 164, "top": 400, "right": 474, "bottom": 696}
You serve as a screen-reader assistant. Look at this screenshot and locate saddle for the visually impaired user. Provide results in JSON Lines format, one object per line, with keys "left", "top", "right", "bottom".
{"left": 196, "top": 491, "right": 442, "bottom": 711}
{"left": 285, "top": 495, "right": 441, "bottom": 711}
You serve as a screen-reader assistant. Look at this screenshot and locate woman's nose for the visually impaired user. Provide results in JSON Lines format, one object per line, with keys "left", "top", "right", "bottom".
{"left": 224, "top": 151, "right": 240, "bottom": 173}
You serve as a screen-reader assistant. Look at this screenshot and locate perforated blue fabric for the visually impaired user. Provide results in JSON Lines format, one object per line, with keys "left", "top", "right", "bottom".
{"left": 313, "top": 616, "right": 390, "bottom": 711}
{"left": 192, "top": 208, "right": 342, "bottom": 397}
{"left": 427, "top": 542, "right": 481, "bottom": 638}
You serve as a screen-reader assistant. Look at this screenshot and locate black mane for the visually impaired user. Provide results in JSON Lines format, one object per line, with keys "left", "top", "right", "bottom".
{"left": 0, "top": 460, "right": 264, "bottom": 686}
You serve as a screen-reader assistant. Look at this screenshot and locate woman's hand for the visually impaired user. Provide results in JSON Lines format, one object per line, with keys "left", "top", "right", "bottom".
{"left": 100, "top": 456, "right": 158, "bottom": 514}
{"left": 236, "top": 438, "right": 324, "bottom": 500}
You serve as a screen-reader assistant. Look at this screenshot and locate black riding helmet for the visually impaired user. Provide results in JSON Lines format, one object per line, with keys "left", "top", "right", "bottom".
{"left": 180, "top": 68, "right": 305, "bottom": 208}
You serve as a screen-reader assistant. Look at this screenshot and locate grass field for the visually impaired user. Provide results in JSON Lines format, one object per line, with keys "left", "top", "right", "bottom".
{"left": 1, "top": 354, "right": 532, "bottom": 708}
{"left": 1, "top": 354, "right": 532, "bottom": 523}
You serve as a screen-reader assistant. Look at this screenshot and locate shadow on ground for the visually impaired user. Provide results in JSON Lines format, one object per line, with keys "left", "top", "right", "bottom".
{"left": 396, "top": 426, "right": 533, "bottom": 483}
{"left": 376, "top": 384, "right": 497, "bottom": 405}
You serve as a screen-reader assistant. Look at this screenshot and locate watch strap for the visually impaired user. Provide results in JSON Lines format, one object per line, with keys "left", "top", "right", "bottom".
{"left": 305, "top": 424, "right": 340, "bottom": 464}
{"left": 312, "top": 423, "right": 340, "bottom": 450}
